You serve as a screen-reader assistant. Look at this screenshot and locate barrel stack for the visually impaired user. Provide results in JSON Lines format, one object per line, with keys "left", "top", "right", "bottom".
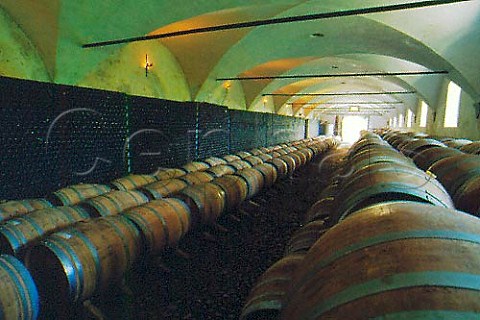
{"left": 0, "top": 136, "right": 337, "bottom": 318}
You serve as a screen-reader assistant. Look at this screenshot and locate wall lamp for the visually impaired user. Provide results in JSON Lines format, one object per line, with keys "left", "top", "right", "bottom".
{"left": 145, "top": 54, "right": 153, "bottom": 77}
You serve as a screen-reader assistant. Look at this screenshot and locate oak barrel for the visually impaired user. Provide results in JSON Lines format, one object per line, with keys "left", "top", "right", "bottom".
{"left": 82, "top": 190, "right": 149, "bottom": 217}
{"left": 0, "top": 206, "right": 90, "bottom": 256}
{"left": 0, "top": 254, "right": 39, "bottom": 320}
{"left": 177, "top": 183, "right": 226, "bottom": 225}
{"left": 122, "top": 198, "right": 191, "bottom": 256}
{"left": 49, "top": 184, "right": 111, "bottom": 206}
{"left": 281, "top": 201, "right": 480, "bottom": 319}
{"left": 181, "top": 161, "right": 210, "bottom": 173}
{"left": 241, "top": 253, "right": 305, "bottom": 320}
{"left": 235, "top": 168, "right": 265, "bottom": 199}
{"left": 211, "top": 175, "right": 249, "bottom": 211}
{"left": 206, "top": 164, "right": 237, "bottom": 178}
{"left": 253, "top": 163, "right": 278, "bottom": 189}
{"left": 25, "top": 216, "right": 141, "bottom": 305}
{"left": 153, "top": 168, "right": 186, "bottom": 181}
{"left": 0, "top": 199, "right": 53, "bottom": 223}
{"left": 141, "top": 179, "right": 188, "bottom": 200}
{"left": 110, "top": 175, "right": 157, "bottom": 191}
{"left": 178, "top": 172, "right": 214, "bottom": 186}
{"left": 334, "top": 162, "right": 454, "bottom": 221}
{"left": 412, "top": 146, "right": 463, "bottom": 171}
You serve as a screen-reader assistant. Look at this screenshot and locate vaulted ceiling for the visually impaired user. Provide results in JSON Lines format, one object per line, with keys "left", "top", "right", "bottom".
{"left": 0, "top": 0, "right": 478, "bottom": 120}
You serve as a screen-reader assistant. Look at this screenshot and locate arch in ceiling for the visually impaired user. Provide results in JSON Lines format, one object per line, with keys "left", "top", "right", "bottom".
{"left": 54, "top": 1, "right": 304, "bottom": 86}
{"left": 0, "top": 6, "right": 50, "bottom": 81}
{"left": 196, "top": 2, "right": 478, "bottom": 110}
{"left": 269, "top": 78, "right": 416, "bottom": 118}
{"left": 245, "top": 55, "right": 442, "bottom": 113}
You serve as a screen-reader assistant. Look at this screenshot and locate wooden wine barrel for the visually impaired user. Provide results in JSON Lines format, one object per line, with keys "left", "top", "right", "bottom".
{"left": 181, "top": 161, "right": 210, "bottom": 173}
{"left": 271, "top": 151, "right": 283, "bottom": 158}
{"left": 0, "top": 206, "right": 90, "bottom": 256}
{"left": 278, "top": 155, "right": 297, "bottom": 175}
{"left": 347, "top": 147, "right": 415, "bottom": 174}
{"left": 267, "top": 158, "right": 289, "bottom": 176}
{"left": 253, "top": 163, "right": 278, "bottom": 189}
{"left": 122, "top": 198, "right": 191, "bottom": 256}
{"left": 281, "top": 201, "right": 480, "bottom": 319}
{"left": 442, "top": 138, "right": 472, "bottom": 149}
{"left": 347, "top": 136, "right": 388, "bottom": 158}
{"left": 333, "top": 162, "right": 454, "bottom": 222}
{"left": 248, "top": 148, "right": 264, "bottom": 156}
{"left": 202, "top": 156, "right": 227, "bottom": 167}
{"left": 178, "top": 172, "right": 214, "bottom": 186}
{"left": 241, "top": 253, "right": 305, "bottom": 320}
{"left": 211, "top": 175, "right": 249, "bottom": 211}
{"left": 460, "top": 141, "right": 480, "bottom": 155}
{"left": 49, "top": 184, "right": 111, "bottom": 206}
{"left": 110, "top": 175, "right": 157, "bottom": 191}
{"left": 257, "top": 153, "right": 273, "bottom": 162}
{"left": 427, "top": 154, "right": 480, "bottom": 196}
{"left": 244, "top": 156, "right": 264, "bottom": 167}
{"left": 284, "top": 220, "right": 328, "bottom": 256}
{"left": 177, "top": 183, "right": 226, "bottom": 225}
{"left": 315, "top": 149, "right": 348, "bottom": 178}
{"left": 453, "top": 176, "right": 480, "bottom": 216}
{"left": 0, "top": 254, "right": 39, "bottom": 320}
{"left": 296, "top": 148, "right": 314, "bottom": 163}
{"left": 206, "top": 164, "right": 237, "bottom": 178}
{"left": 25, "top": 216, "right": 141, "bottom": 305}
{"left": 140, "top": 179, "right": 188, "bottom": 200}
{"left": 390, "top": 136, "right": 414, "bottom": 149}
{"left": 412, "top": 146, "right": 463, "bottom": 171}
{"left": 235, "top": 168, "right": 265, "bottom": 199}
{"left": 259, "top": 147, "right": 271, "bottom": 154}
{"left": 399, "top": 138, "right": 446, "bottom": 157}
{"left": 290, "top": 152, "right": 307, "bottom": 167}
{"left": 153, "top": 168, "right": 186, "bottom": 181}
{"left": 396, "top": 138, "right": 417, "bottom": 152}
{"left": 0, "top": 199, "right": 53, "bottom": 223}
{"left": 305, "top": 197, "right": 335, "bottom": 223}
{"left": 236, "top": 151, "right": 253, "bottom": 159}
{"left": 222, "top": 154, "right": 242, "bottom": 163}
{"left": 82, "top": 190, "right": 149, "bottom": 217}
{"left": 228, "top": 160, "right": 252, "bottom": 171}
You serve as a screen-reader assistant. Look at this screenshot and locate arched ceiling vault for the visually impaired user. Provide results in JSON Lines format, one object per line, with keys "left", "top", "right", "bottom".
{"left": 0, "top": 0, "right": 478, "bottom": 121}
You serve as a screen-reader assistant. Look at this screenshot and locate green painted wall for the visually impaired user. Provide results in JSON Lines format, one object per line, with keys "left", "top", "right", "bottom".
{"left": 202, "top": 80, "right": 247, "bottom": 110}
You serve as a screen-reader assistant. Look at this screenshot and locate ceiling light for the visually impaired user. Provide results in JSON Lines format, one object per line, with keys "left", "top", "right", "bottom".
{"left": 350, "top": 106, "right": 360, "bottom": 112}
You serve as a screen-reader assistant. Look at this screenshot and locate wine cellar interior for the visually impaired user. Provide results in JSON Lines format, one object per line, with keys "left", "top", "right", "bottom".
{"left": 0, "top": 1, "right": 479, "bottom": 319}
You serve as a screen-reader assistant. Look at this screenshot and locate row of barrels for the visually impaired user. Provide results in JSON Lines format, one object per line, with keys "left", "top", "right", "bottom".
{"left": 0, "top": 137, "right": 336, "bottom": 257}
{"left": 377, "top": 129, "right": 480, "bottom": 215}
{"left": 0, "top": 136, "right": 337, "bottom": 319}
{"left": 243, "top": 132, "right": 480, "bottom": 319}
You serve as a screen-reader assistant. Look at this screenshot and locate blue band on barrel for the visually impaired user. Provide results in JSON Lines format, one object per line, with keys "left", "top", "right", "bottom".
{"left": 0, "top": 255, "right": 40, "bottom": 320}
{"left": 307, "top": 271, "right": 480, "bottom": 318}
{"left": 294, "top": 229, "right": 480, "bottom": 298}
{"left": 43, "top": 238, "right": 82, "bottom": 302}
{"left": 71, "top": 229, "right": 102, "bottom": 299}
